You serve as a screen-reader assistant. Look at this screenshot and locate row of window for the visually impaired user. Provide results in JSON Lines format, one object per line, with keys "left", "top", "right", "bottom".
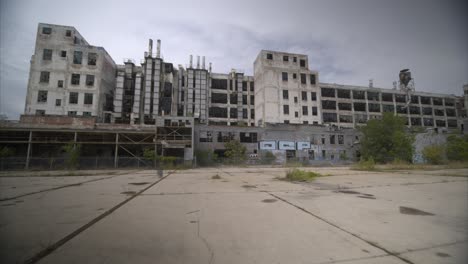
{"left": 211, "top": 93, "right": 255, "bottom": 105}
{"left": 208, "top": 107, "right": 255, "bottom": 119}
{"left": 283, "top": 90, "right": 317, "bottom": 102}
{"left": 39, "top": 72, "right": 95, "bottom": 87}
{"left": 266, "top": 53, "right": 307, "bottom": 67}
{"left": 42, "top": 27, "right": 72, "bottom": 37}
{"left": 283, "top": 105, "right": 318, "bottom": 116}
{"left": 35, "top": 109, "right": 92, "bottom": 117}
{"left": 200, "top": 131, "right": 258, "bottom": 143}
{"left": 42, "top": 48, "right": 97, "bottom": 65}
{"left": 37, "top": 90, "right": 93, "bottom": 105}
{"left": 282, "top": 72, "right": 316, "bottom": 85}
{"left": 211, "top": 79, "right": 254, "bottom": 91}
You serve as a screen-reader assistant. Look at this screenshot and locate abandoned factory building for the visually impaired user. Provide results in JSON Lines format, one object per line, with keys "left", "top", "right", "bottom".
{"left": 1, "top": 23, "right": 467, "bottom": 167}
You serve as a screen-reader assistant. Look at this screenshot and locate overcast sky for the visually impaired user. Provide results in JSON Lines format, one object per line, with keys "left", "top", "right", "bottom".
{"left": 0, "top": 0, "right": 467, "bottom": 119}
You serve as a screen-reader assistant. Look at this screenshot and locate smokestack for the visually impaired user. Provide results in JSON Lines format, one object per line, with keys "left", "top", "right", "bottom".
{"left": 202, "top": 56, "right": 205, "bottom": 70}
{"left": 196, "top": 56, "right": 200, "bottom": 69}
{"left": 148, "top": 39, "right": 153, "bottom": 56}
{"left": 189, "top": 55, "right": 193, "bottom": 68}
{"left": 369, "top": 79, "right": 373, "bottom": 88}
{"left": 156, "top": 39, "right": 161, "bottom": 58}
{"left": 209, "top": 62, "right": 212, "bottom": 72}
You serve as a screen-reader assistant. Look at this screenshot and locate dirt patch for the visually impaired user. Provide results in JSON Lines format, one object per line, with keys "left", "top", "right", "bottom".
{"left": 121, "top": 191, "right": 137, "bottom": 195}
{"left": 357, "top": 195, "right": 376, "bottom": 199}
{"left": 211, "top": 175, "right": 222, "bottom": 180}
{"left": 262, "top": 199, "right": 277, "bottom": 203}
{"left": 362, "top": 249, "right": 370, "bottom": 253}
{"left": 242, "top": 185, "right": 257, "bottom": 189}
{"left": 189, "top": 220, "right": 198, "bottom": 223}
{"left": 399, "top": 206, "right": 435, "bottom": 216}
{"left": 336, "top": 190, "right": 360, "bottom": 194}
{"left": 436, "top": 252, "right": 450, "bottom": 258}
{"left": 128, "top": 182, "right": 150, "bottom": 186}
{"left": 221, "top": 180, "right": 229, "bottom": 182}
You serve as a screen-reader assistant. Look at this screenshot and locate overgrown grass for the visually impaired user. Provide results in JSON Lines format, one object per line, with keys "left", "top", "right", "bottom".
{"left": 351, "top": 158, "right": 468, "bottom": 171}
{"left": 211, "top": 174, "right": 222, "bottom": 179}
{"left": 351, "top": 158, "right": 376, "bottom": 171}
{"left": 282, "top": 168, "right": 323, "bottom": 182}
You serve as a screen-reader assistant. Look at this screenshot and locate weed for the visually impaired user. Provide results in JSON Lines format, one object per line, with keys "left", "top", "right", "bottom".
{"left": 282, "top": 168, "right": 323, "bottom": 182}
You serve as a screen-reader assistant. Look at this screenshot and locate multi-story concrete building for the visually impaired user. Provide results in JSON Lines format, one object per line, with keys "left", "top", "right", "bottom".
{"left": 24, "top": 23, "right": 116, "bottom": 121}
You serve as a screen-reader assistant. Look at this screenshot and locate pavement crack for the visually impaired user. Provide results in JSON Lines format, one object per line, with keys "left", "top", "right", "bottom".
{"left": 267, "top": 192, "right": 415, "bottom": 264}
{"left": 196, "top": 212, "right": 214, "bottom": 264}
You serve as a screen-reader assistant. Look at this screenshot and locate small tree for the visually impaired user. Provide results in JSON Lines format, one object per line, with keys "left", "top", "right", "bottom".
{"left": 446, "top": 135, "right": 468, "bottom": 162}
{"left": 261, "top": 151, "right": 276, "bottom": 164}
{"left": 422, "top": 145, "right": 446, "bottom": 164}
{"left": 359, "top": 112, "right": 414, "bottom": 163}
{"left": 224, "top": 140, "right": 246, "bottom": 164}
{"left": 195, "top": 150, "right": 218, "bottom": 167}
{"left": 62, "top": 143, "right": 81, "bottom": 170}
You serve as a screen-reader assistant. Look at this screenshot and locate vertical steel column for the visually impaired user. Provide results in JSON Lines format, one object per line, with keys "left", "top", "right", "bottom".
{"left": 114, "top": 133, "right": 119, "bottom": 168}
{"left": 25, "top": 130, "right": 32, "bottom": 169}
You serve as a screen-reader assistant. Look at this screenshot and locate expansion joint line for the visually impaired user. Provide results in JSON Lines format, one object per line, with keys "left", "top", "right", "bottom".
{"left": 23, "top": 171, "right": 175, "bottom": 264}
{"left": 267, "top": 192, "right": 415, "bottom": 264}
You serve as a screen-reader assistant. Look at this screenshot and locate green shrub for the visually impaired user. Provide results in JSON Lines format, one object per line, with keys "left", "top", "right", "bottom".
{"left": 62, "top": 143, "right": 81, "bottom": 170}
{"left": 261, "top": 151, "right": 276, "bottom": 164}
{"left": 446, "top": 135, "right": 468, "bottom": 161}
{"left": 353, "top": 157, "right": 376, "bottom": 170}
{"left": 224, "top": 140, "right": 246, "bottom": 164}
{"left": 195, "top": 150, "right": 218, "bottom": 167}
{"left": 284, "top": 168, "right": 322, "bottom": 181}
{"left": 422, "top": 145, "right": 446, "bottom": 164}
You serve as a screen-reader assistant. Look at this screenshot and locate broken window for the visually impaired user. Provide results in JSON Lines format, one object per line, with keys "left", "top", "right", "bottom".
{"left": 293, "top": 57, "right": 297, "bottom": 63}
{"left": 382, "top": 93, "right": 393, "bottom": 102}
{"left": 211, "top": 79, "right": 227, "bottom": 90}
{"left": 321, "top": 88, "right": 335, "bottom": 98}
{"left": 281, "top": 104, "right": 290, "bottom": 115}
{"left": 355, "top": 113, "right": 367, "bottom": 123}
{"left": 230, "top": 108, "right": 237, "bottom": 118}
{"left": 209, "top": 107, "right": 227, "bottom": 118}
{"left": 338, "top": 135, "right": 344, "bottom": 144}
{"left": 420, "top": 96, "right": 431, "bottom": 105}
{"left": 330, "top": 135, "right": 335, "bottom": 144}
{"left": 293, "top": 73, "right": 297, "bottom": 79}
{"left": 43, "top": 49, "right": 52, "bottom": 60}
{"left": 83, "top": 112, "right": 91, "bottom": 117}
{"left": 240, "top": 132, "right": 258, "bottom": 143}
{"left": 55, "top": 99, "right": 61, "bottom": 106}
{"left": 447, "top": 119, "right": 457, "bottom": 128}
{"left": 410, "top": 96, "right": 419, "bottom": 104}
{"left": 73, "top": 51, "right": 82, "bottom": 64}
{"left": 396, "top": 105, "right": 407, "bottom": 114}
{"left": 301, "top": 91, "right": 307, "bottom": 101}
{"left": 68, "top": 111, "right": 77, "bottom": 117}
{"left": 411, "top": 117, "right": 421, "bottom": 126}
{"left": 37, "top": 90, "right": 48, "bottom": 103}
{"left": 283, "top": 56, "right": 289, "bottom": 62}
{"left": 40, "top": 71, "right": 50, "bottom": 83}
{"left": 71, "top": 73, "right": 80, "bottom": 85}
{"left": 300, "top": 74, "right": 306, "bottom": 84}
{"left": 250, "top": 95, "right": 254, "bottom": 105}
{"left": 229, "top": 94, "right": 237, "bottom": 104}
{"left": 310, "top": 74, "right": 316, "bottom": 85}
{"left": 251, "top": 109, "right": 255, "bottom": 119}
{"left": 383, "top": 104, "right": 394, "bottom": 113}
{"left": 199, "top": 131, "right": 213, "bottom": 142}
{"left": 242, "top": 109, "right": 248, "bottom": 119}
{"left": 302, "top": 106, "right": 308, "bottom": 115}
{"left": 434, "top": 109, "right": 444, "bottom": 116}
{"left": 303, "top": 121, "right": 309, "bottom": 125}
{"left": 311, "top": 92, "right": 317, "bottom": 101}
{"left": 436, "top": 120, "right": 446, "bottom": 127}
{"left": 409, "top": 106, "right": 420, "bottom": 115}
{"left": 338, "top": 102, "right": 352, "bottom": 111}
{"left": 86, "top": 75, "right": 95, "bottom": 86}
{"left": 243, "top": 95, "right": 248, "bottom": 105}
{"left": 395, "top": 94, "right": 406, "bottom": 103}
{"left": 217, "top": 132, "right": 235, "bottom": 142}
{"left": 42, "top": 27, "right": 52, "bottom": 34}
{"left": 369, "top": 103, "right": 380, "bottom": 112}
{"left": 36, "top": 110, "right": 45, "bottom": 116}
{"left": 295, "top": 111, "right": 299, "bottom": 117}
{"left": 294, "top": 97, "right": 298, "bottom": 103}
{"left": 423, "top": 118, "right": 434, "bottom": 126}
{"left": 339, "top": 115, "right": 352, "bottom": 123}
{"left": 322, "top": 100, "right": 336, "bottom": 110}
{"left": 422, "top": 107, "right": 432, "bottom": 115}
{"left": 88, "top": 53, "right": 97, "bottom": 66}
{"left": 282, "top": 72, "right": 288, "bottom": 81}
{"left": 367, "top": 92, "right": 379, "bottom": 101}
{"left": 211, "top": 93, "right": 227, "bottom": 104}
{"left": 323, "top": 112, "right": 337, "bottom": 122}
{"left": 242, "top": 81, "right": 247, "bottom": 91}
{"left": 69, "top": 92, "right": 78, "bottom": 104}
{"left": 445, "top": 99, "right": 454, "bottom": 106}
{"left": 283, "top": 90, "right": 289, "bottom": 100}
{"left": 284, "top": 120, "right": 289, "bottom": 124}
{"left": 353, "top": 102, "right": 366, "bottom": 112}
{"left": 337, "top": 89, "right": 351, "bottom": 99}
{"left": 60, "top": 50, "right": 67, "bottom": 57}
{"left": 446, "top": 108, "right": 455, "bottom": 117}
{"left": 266, "top": 53, "right": 273, "bottom": 60}
{"left": 353, "top": 90, "right": 365, "bottom": 100}
{"left": 312, "top": 107, "right": 317, "bottom": 116}
{"left": 300, "top": 59, "right": 306, "bottom": 67}
{"left": 84, "top": 93, "right": 93, "bottom": 105}
{"left": 432, "top": 98, "right": 443, "bottom": 106}
{"left": 321, "top": 137, "right": 326, "bottom": 144}
{"left": 250, "top": 81, "right": 254, "bottom": 91}
{"left": 66, "top": 30, "right": 72, "bottom": 37}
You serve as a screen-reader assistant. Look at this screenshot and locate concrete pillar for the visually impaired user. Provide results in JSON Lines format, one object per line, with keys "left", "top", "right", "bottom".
{"left": 25, "top": 130, "right": 32, "bottom": 169}
{"left": 156, "top": 39, "right": 161, "bottom": 58}
{"left": 148, "top": 39, "right": 153, "bottom": 56}
{"left": 114, "top": 133, "right": 119, "bottom": 168}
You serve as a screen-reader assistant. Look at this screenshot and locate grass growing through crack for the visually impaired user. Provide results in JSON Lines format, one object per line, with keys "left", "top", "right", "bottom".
{"left": 281, "top": 168, "right": 323, "bottom": 182}
{"left": 211, "top": 174, "right": 222, "bottom": 179}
